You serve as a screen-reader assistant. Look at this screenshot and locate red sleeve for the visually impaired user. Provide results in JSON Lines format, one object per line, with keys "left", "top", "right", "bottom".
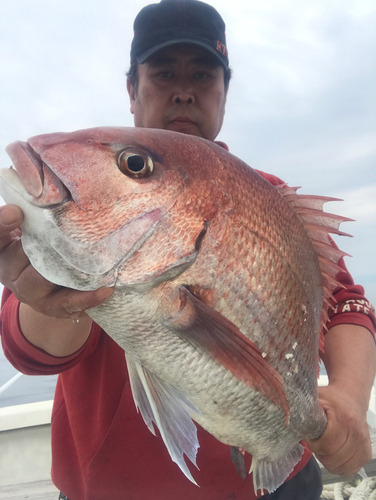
{"left": 255, "top": 170, "right": 375, "bottom": 338}
{"left": 327, "top": 253, "right": 376, "bottom": 336}
{"left": 0, "top": 287, "right": 103, "bottom": 375}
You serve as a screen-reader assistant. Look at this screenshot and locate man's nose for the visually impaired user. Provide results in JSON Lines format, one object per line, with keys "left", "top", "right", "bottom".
{"left": 173, "top": 87, "right": 195, "bottom": 104}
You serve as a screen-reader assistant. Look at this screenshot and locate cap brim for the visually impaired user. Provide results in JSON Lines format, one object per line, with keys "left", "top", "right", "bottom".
{"left": 135, "top": 39, "right": 229, "bottom": 69}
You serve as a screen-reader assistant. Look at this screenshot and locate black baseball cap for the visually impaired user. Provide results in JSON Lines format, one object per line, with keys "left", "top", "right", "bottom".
{"left": 130, "top": 0, "right": 229, "bottom": 70}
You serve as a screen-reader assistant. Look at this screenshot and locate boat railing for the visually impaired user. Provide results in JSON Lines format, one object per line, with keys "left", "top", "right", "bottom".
{"left": 0, "top": 371, "right": 23, "bottom": 396}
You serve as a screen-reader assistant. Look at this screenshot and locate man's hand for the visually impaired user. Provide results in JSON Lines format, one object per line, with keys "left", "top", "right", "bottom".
{"left": 306, "top": 324, "right": 376, "bottom": 478}
{"left": 306, "top": 383, "right": 372, "bottom": 477}
{"left": 0, "top": 204, "right": 113, "bottom": 356}
{"left": 0, "top": 204, "right": 113, "bottom": 319}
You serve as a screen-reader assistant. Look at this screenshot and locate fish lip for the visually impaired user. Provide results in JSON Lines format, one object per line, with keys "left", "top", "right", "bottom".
{"left": 20, "top": 142, "right": 45, "bottom": 180}
{"left": 5, "top": 141, "right": 45, "bottom": 198}
{"left": 5, "top": 141, "right": 72, "bottom": 208}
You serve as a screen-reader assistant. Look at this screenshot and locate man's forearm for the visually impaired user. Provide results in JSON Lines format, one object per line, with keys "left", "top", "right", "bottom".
{"left": 19, "top": 302, "right": 93, "bottom": 357}
{"left": 321, "top": 323, "right": 376, "bottom": 411}
{"left": 306, "top": 323, "right": 375, "bottom": 476}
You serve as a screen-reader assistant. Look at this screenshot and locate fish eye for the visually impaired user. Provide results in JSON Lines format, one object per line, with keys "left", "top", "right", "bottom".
{"left": 118, "top": 151, "right": 154, "bottom": 178}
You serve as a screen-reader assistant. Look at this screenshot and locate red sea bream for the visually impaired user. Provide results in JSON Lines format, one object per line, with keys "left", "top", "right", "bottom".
{"left": 0, "top": 127, "right": 351, "bottom": 494}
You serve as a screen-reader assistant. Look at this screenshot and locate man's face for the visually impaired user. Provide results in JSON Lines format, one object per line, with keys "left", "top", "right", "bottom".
{"left": 127, "top": 45, "right": 227, "bottom": 141}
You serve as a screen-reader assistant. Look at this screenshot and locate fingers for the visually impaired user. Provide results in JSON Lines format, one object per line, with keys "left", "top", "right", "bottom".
{"left": 0, "top": 238, "right": 30, "bottom": 287}
{"left": 4, "top": 254, "right": 114, "bottom": 319}
{"left": 306, "top": 385, "right": 372, "bottom": 477}
{"left": 9, "top": 258, "right": 56, "bottom": 304}
{"left": 0, "top": 213, "right": 54, "bottom": 301}
{"left": 0, "top": 203, "right": 114, "bottom": 319}
{"left": 0, "top": 205, "right": 31, "bottom": 291}
{"left": 0, "top": 205, "right": 24, "bottom": 259}
{"left": 37, "top": 286, "right": 114, "bottom": 319}
{"left": 0, "top": 205, "right": 24, "bottom": 237}
{"left": 308, "top": 416, "right": 371, "bottom": 476}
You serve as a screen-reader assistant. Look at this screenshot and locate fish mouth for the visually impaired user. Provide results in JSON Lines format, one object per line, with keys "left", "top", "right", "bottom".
{"left": 5, "top": 141, "right": 71, "bottom": 207}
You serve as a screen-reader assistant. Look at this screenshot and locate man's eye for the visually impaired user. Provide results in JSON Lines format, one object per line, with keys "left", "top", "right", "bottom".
{"left": 194, "top": 71, "right": 210, "bottom": 80}
{"left": 158, "top": 71, "right": 172, "bottom": 79}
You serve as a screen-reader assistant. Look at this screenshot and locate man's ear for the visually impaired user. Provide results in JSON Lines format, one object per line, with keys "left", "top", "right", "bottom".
{"left": 127, "top": 77, "right": 136, "bottom": 115}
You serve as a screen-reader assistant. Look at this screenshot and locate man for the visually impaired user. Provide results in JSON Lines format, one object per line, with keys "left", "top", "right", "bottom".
{"left": 0, "top": 1, "right": 375, "bottom": 499}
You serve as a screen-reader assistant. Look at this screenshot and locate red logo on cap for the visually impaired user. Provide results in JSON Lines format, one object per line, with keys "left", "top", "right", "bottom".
{"left": 216, "top": 40, "right": 228, "bottom": 58}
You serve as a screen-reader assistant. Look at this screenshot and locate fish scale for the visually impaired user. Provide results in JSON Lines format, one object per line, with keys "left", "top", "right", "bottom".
{"left": 0, "top": 126, "right": 351, "bottom": 494}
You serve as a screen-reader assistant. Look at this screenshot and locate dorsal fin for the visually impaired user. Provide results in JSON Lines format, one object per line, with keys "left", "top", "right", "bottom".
{"left": 276, "top": 184, "right": 352, "bottom": 352}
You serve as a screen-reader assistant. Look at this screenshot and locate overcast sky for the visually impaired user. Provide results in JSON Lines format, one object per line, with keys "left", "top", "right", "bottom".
{"left": 0, "top": 0, "right": 375, "bottom": 307}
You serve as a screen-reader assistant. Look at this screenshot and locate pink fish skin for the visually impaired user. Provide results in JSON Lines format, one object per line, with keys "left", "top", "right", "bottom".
{"left": 0, "top": 127, "right": 351, "bottom": 494}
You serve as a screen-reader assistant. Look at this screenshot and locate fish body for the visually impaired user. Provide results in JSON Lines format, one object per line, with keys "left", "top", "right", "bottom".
{"left": 0, "top": 127, "right": 349, "bottom": 493}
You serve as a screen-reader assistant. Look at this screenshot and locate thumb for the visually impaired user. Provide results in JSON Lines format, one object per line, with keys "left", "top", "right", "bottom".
{"left": 0, "top": 205, "right": 24, "bottom": 229}
{"left": 48, "top": 287, "right": 114, "bottom": 318}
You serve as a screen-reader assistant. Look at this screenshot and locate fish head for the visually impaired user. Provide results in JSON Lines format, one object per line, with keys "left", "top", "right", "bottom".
{"left": 0, "top": 127, "right": 219, "bottom": 290}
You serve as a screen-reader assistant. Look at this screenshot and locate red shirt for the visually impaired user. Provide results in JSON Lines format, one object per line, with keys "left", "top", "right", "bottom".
{"left": 1, "top": 169, "right": 375, "bottom": 500}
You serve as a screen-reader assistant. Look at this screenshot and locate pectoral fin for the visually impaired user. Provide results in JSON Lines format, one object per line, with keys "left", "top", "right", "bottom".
{"left": 126, "top": 354, "right": 201, "bottom": 485}
{"left": 164, "top": 286, "right": 289, "bottom": 422}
